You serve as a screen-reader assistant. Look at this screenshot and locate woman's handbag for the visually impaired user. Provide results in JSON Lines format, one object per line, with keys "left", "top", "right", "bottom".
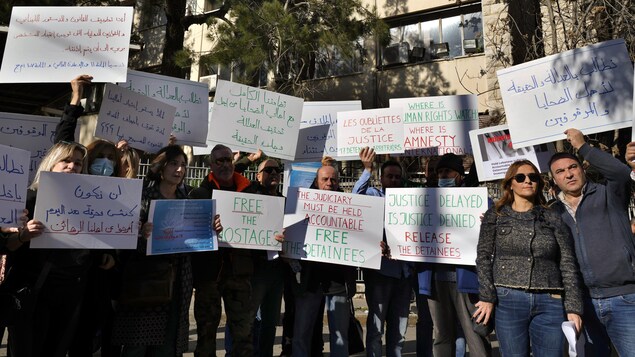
{"left": 118, "top": 255, "right": 175, "bottom": 307}
{"left": 0, "top": 262, "right": 51, "bottom": 326}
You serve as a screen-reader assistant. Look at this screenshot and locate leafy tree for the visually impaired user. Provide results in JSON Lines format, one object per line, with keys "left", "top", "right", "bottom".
{"left": 199, "top": 0, "right": 388, "bottom": 96}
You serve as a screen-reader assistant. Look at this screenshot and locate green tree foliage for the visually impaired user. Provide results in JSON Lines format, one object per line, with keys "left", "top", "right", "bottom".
{"left": 201, "top": 0, "right": 388, "bottom": 96}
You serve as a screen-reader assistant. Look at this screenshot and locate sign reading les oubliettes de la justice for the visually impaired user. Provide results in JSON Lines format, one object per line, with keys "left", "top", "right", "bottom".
{"left": 384, "top": 187, "right": 488, "bottom": 266}
{"left": 281, "top": 187, "right": 384, "bottom": 269}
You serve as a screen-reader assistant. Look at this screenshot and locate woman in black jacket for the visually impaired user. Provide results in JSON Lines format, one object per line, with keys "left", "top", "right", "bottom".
{"left": 473, "top": 159, "right": 583, "bottom": 357}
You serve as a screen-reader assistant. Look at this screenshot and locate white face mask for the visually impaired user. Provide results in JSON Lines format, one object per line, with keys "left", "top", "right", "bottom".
{"left": 437, "top": 178, "right": 456, "bottom": 187}
{"left": 90, "top": 158, "right": 115, "bottom": 176}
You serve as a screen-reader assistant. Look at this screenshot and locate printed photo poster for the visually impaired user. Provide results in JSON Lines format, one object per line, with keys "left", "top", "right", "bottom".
{"left": 0, "top": 112, "right": 79, "bottom": 184}
{"left": 96, "top": 83, "right": 176, "bottom": 153}
{"left": 281, "top": 187, "right": 384, "bottom": 269}
{"left": 0, "top": 6, "right": 133, "bottom": 83}
{"left": 469, "top": 124, "right": 555, "bottom": 181}
{"left": 384, "top": 187, "right": 488, "bottom": 265}
{"left": 210, "top": 80, "right": 304, "bottom": 160}
{"left": 390, "top": 95, "right": 479, "bottom": 156}
{"left": 119, "top": 70, "right": 210, "bottom": 146}
{"left": 147, "top": 199, "right": 217, "bottom": 255}
{"left": 213, "top": 190, "right": 285, "bottom": 251}
{"left": 336, "top": 107, "right": 405, "bottom": 157}
{"left": 0, "top": 145, "right": 30, "bottom": 227}
{"left": 498, "top": 38, "right": 634, "bottom": 148}
{"left": 295, "top": 100, "right": 362, "bottom": 162}
{"left": 281, "top": 160, "right": 321, "bottom": 197}
{"left": 32, "top": 172, "right": 143, "bottom": 249}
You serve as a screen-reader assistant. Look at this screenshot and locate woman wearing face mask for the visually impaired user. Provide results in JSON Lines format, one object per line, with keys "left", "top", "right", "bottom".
{"left": 474, "top": 160, "right": 583, "bottom": 356}
{"left": 6, "top": 141, "right": 105, "bottom": 357}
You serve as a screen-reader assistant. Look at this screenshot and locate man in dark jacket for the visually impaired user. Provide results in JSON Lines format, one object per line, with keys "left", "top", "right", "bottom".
{"left": 189, "top": 144, "right": 259, "bottom": 357}
{"left": 550, "top": 128, "right": 635, "bottom": 356}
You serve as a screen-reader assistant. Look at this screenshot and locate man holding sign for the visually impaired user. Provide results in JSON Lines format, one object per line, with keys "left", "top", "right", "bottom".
{"left": 352, "top": 147, "right": 414, "bottom": 357}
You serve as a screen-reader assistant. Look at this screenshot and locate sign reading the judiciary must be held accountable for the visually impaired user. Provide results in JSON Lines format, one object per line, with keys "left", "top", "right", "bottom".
{"left": 384, "top": 187, "right": 488, "bottom": 265}
{"left": 281, "top": 187, "right": 383, "bottom": 269}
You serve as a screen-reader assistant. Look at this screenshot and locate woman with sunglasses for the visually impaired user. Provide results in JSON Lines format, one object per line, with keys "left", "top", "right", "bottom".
{"left": 473, "top": 160, "right": 583, "bottom": 356}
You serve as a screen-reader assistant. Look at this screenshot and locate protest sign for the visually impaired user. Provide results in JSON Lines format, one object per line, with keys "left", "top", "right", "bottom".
{"left": 213, "top": 190, "right": 285, "bottom": 251}
{"left": 192, "top": 103, "right": 214, "bottom": 156}
{"left": 384, "top": 187, "right": 488, "bottom": 265}
{"left": 209, "top": 80, "right": 303, "bottom": 160}
{"left": 0, "top": 6, "right": 132, "bottom": 83}
{"left": 0, "top": 145, "right": 30, "bottom": 227}
{"left": 281, "top": 161, "right": 321, "bottom": 197}
{"left": 336, "top": 107, "right": 405, "bottom": 156}
{"left": 469, "top": 124, "right": 555, "bottom": 181}
{"left": 147, "top": 199, "right": 217, "bottom": 255}
{"left": 0, "top": 112, "right": 79, "bottom": 183}
{"left": 295, "top": 101, "right": 362, "bottom": 161}
{"left": 390, "top": 95, "right": 479, "bottom": 156}
{"left": 119, "top": 70, "right": 209, "bottom": 146}
{"left": 31, "top": 172, "right": 142, "bottom": 249}
{"left": 498, "top": 38, "right": 634, "bottom": 147}
{"left": 281, "top": 187, "right": 383, "bottom": 269}
{"left": 96, "top": 83, "right": 176, "bottom": 153}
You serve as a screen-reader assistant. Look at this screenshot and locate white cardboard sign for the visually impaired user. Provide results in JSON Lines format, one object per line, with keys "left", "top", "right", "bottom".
{"left": 336, "top": 107, "right": 405, "bottom": 157}
{"left": 0, "top": 6, "right": 132, "bottom": 83}
{"left": 0, "top": 145, "right": 30, "bottom": 227}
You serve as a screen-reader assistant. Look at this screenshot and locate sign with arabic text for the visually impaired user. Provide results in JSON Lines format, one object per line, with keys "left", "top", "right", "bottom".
{"left": 0, "top": 6, "right": 132, "bottom": 83}
{"left": 119, "top": 70, "right": 210, "bottom": 146}
{"left": 31, "top": 172, "right": 142, "bottom": 249}
{"left": 384, "top": 187, "right": 487, "bottom": 265}
{"left": 498, "top": 38, "right": 634, "bottom": 147}
{"left": 336, "top": 107, "right": 405, "bottom": 156}
{"left": 0, "top": 145, "right": 30, "bottom": 227}
{"left": 281, "top": 187, "right": 383, "bottom": 269}
{"left": 96, "top": 83, "right": 176, "bottom": 153}
{"left": 390, "top": 95, "right": 479, "bottom": 156}
{"left": 209, "top": 80, "right": 303, "bottom": 160}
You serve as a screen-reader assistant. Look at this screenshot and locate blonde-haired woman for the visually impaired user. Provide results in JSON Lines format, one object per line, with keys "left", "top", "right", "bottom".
{"left": 473, "top": 159, "right": 583, "bottom": 356}
{"left": 8, "top": 141, "right": 114, "bottom": 357}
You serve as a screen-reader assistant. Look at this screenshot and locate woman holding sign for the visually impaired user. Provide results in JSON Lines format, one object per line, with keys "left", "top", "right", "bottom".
{"left": 112, "top": 145, "right": 221, "bottom": 357}
{"left": 474, "top": 160, "right": 583, "bottom": 356}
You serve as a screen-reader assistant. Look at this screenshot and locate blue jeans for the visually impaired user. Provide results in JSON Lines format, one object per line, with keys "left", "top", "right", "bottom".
{"left": 583, "top": 293, "right": 635, "bottom": 356}
{"left": 292, "top": 290, "right": 349, "bottom": 357}
{"left": 364, "top": 270, "right": 412, "bottom": 357}
{"left": 495, "top": 287, "right": 566, "bottom": 357}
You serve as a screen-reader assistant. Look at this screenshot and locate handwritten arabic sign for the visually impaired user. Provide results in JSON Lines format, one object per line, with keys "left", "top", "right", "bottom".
{"left": 0, "top": 112, "right": 79, "bottom": 184}
{"left": 281, "top": 187, "right": 383, "bottom": 269}
{"left": 295, "top": 101, "right": 362, "bottom": 161}
{"left": 384, "top": 187, "right": 487, "bottom": 265}
{"left": 192, "top": 103, "right": 215, "bottom": 156}
{"left": 31, "top": 172, "right": 142, "bottom": 249}
{"left": 336, "top": 107, "right": 405, "bottom": 156}
{"left": 498, "top": 38, "right": 634, "bottom": 147}
{"left": 469, "top": 125, "right": 555, "bottom": 181}
{"left": 390, "top": 95, "right": 479, "bottom": 156}
{"left": 213, "top": 190, "right": 285, "bottom": 251}
{"left": 96, "top": 83, "right": 176, "bottom": 153}
{"left": 210, "top": 80, "right": 303, "bottom": 160}
{"left": 0, "top": 145, "right": 30, "bottom": 227}
{"left": 147, "top": 199, "right": 217, "bottom": 255}
{"left": 0, "top": 6, "right": 132, "bottom": 83}
{"left": 119, "top": 70, "right": 209, "bottom": 146}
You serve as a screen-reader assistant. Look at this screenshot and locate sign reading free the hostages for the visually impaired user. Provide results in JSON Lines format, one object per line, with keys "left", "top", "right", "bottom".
{"left": 384, "top": 187, "right": 488, "bottom": 266}
{"left": 281, "top": 187, "right": 383, "bottom": 269}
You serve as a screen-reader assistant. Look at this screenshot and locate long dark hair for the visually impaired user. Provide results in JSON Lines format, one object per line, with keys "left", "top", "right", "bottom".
{"left": 147, "top": 146, "right": 187, "bottom": 185}
{"left": 495, "top": 159, "right": 546, "bottom": 213}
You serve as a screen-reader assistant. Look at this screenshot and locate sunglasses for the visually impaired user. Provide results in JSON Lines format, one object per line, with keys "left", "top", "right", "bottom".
{"left": 260, "top": 166, "right": 281, "bottom": 174}
{"left": 214, "top": 157, "right": 233, "bottom": 165}
{"left": 513, "top": 173, "right": 541, "bottom": 183}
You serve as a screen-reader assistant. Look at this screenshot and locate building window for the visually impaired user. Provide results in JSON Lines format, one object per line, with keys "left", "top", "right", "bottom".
{"left": 383, "top": 5, "right": 483, "bottom": 65}
{"left": 314, "top": 39, "right": 365, "bottom": 79}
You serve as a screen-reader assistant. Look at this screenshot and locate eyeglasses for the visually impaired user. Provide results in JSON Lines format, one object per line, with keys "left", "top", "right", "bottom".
{"left": 513, "top": 173, "right": 541, "bottom": 183}
{"left": 260, "top": 166, "right": 281, "bottom": 174}
{"left": 59, "top": 140, "right": 87, "bottom": 155}
{"left": 214, "top": 157, "right": 233, "bottom": 165}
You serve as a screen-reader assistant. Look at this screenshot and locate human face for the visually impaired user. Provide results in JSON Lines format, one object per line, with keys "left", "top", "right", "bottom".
{"left": 51, "top": 149, "right": 84, "bottom": 173}
{"left": 162, "top": 156, "right": 187, "bottom": 186}
{"left": 211, "top": 148, "right": 234, "bottom": 183}
{"left": 257, "top": 160, "right": 281, "bottom": 191}
{"left": 381, "top": 165, "right": 403, "bottom": 189}
{"left": 437, "top": 167, "right": 462, "bottom": 187}
{"left": 550, "top": 158, "right": 585, "bottom": 197}
{"left": 317, "top": 166, "right": 339, "bottom": 191}
{"left": 510, "top": 165, "right": 540, "bottom": 202}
